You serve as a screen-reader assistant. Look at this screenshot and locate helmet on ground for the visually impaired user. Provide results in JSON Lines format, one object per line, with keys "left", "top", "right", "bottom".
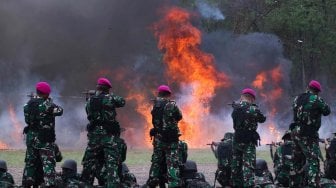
{"left": 242, "top": 88, "right": 256, "bottom": 99}
{"left": 223, "top": 132, "right": 234, "bottom": 140}
{"left": 61, "top": 159, "right": 77, "bottom": 173}
{"left": 157, "top": 85, "right": 172, "bottom": 94}
{"left": 256, "top": 158, "right": 268, "bottom": 171}
{"left": 308, "top": 80, "right": 321, "bottom": 92}
{"left": 36, "top": 82, "right": 51, "bottom": 95}
{"left": 97, "top": 77, "right": 112, "bottom": 88}
{"left": 0, "top": 160, "right": 7, "bottom": 171}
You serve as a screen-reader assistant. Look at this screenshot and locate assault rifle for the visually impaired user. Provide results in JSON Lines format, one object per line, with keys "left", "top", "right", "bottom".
{"left": 207, "top": 142, "right": 220, "bottom": 159}
{"left": 266, "top": 142, "right": 282, "bottom": 160}
{"left": 82, "top": 90, "right": 96, "bottom": 101}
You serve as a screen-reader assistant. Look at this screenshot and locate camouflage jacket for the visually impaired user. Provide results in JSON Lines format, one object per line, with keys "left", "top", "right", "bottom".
{"left": 86, "top": 91, "right": 125, "bottom": 134}
{"left": 292, "top": 91, "right": 330, "bottom": 136}
{"left": 23, "top": 97, "right": 63, "bottom": 144}
{"left": 0, "top": 172, "right": 15, "bottom": 187}
{"left": 255, "top": 170, "right": 275, "bottom": 188}
{"left": 217, "top": 138, "right": 233, "bottom": 169}
{"left": 151, "top": 97, "right": 182, "bottom": 142}
{"left": 55, "top": 173, "right": 89, "bottom": 188}
{"left": 232, "top": 101, "right": 266, "bottom": 131}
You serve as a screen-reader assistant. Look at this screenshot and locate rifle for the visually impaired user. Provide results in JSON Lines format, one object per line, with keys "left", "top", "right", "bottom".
{"left": 266, "top": 142, "right": 282, "bottom": 160}
{"left": 207, "top": 142, "right": 219, "bottom": 159}
{"left": 82, "top": 90, "right": 96, "bottom": 101}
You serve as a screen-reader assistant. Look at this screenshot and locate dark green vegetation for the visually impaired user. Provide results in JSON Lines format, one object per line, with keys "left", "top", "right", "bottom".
{"left": 181, "top": 0, "right": 336, "bottom": 94}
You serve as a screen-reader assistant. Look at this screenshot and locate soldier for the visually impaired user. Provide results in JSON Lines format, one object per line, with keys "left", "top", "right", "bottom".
{"left": 254, "top": 159, "right": 275, "bottom": 188}
{"left": 214, "top": 132, "right": 234, "bottom": 187}
{"left": 0, "top": 160, "right": 15, "bottom": 188}
{"left": 291, "top": 80, "right": 330, "bottom": 187}
{"left": 273, "top": 130, "right": 305, "bottom": 187}
{"left": 146, "top": 85, "right": 183, "bottom": 188}
{"left": 55, "top": 159, "right": 87, "bottom": 188}
{"left": 81, "top": 77, "right": 126, "bottom": 187}
{"left": 22, "top": 81, "right": 63, "bottom": 188}
{"left": 231, "top": 88, "right": 266, "bottom": 188}
{"left": 325, "top": 133, "right": 336, "bottom": 180}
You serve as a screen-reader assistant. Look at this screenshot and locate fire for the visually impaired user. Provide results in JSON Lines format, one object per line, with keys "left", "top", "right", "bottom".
{"left": 152, "top": 7, "right": 231, "bottom": 147}
{"left": 252, "top": 65, "right": 284, "bottom": 144}
{"left": 0, "top": 140, "right": 9, "bottom": 150}
{"left": 8, "top": 104, "right": 23, "bottom": 143}
{"left": 126, "top": 93, "right": 153, "bottom": 147}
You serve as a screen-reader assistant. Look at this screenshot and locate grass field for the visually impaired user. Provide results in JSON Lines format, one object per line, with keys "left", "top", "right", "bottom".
{"left": 0, "top": 148, "right": 272, "bottom": 167}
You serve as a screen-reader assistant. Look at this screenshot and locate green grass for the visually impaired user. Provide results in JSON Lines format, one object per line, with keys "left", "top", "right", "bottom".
{"left": 0, "top": 148, "right": 274, "bottom": 168}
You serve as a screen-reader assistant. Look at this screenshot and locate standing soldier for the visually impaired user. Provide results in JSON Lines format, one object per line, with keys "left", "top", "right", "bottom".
{"left": 22, "top": 82, "right": 63, "bottom": 188}
{"left": 146, "top": 85, "right": 183, "bottom": 188}
{"left": 291, "top": 80, "right": 330, "bottom": 187}
{"left": 231, "top": 88, "right": 266, "bottom": 188}
{"left": 81, "top": 77, "right": 126, "bottom": 187}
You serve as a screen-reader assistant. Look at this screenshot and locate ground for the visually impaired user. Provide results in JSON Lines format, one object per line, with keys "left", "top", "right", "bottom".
{"left": 0, "top": 147, "right": 275, "bottom": 187}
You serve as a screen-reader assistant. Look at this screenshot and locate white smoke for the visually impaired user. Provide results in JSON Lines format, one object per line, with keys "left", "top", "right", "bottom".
{"left": 195, "top": 0, "right": 225, "bottom": 20}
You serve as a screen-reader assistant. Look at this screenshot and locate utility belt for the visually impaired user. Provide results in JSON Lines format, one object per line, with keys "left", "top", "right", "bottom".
{"left": 155, "top": 129, "right": 179, "bottom": 143}
{"left": 291, "top": 122, "right": 318, "bottom": 138}
{"left": 234, "top": 129, "right": 260, "bottom": 145}
{"left": 87, "top": 120, "right": 120, "bottom": 135}
{"left": 23, "top": 124, "right": 55, "bottom": 143}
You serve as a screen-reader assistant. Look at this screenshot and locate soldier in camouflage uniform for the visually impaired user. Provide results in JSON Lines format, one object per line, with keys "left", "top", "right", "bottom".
{"left": 325, "top": 133, "right": 336, "bottom": 180}
{"left": 81, "top": 77, "right": 126, "bottom": 187}
{"left": 214, "top": 132, "right": 233, "bottom": 187}
{"left": 291, "top": 80, "right": 330, "bottom": 187}
{"left": 273, "top": 130, "right": 305, "bottom": 187}
{"left": 146, "top": 85, "right": 183, "bottom": 188}
{"left": 0, "top": 160, "right": 15, "bottom": 188}
{"left": 55, "top": 159, "right": 88, "bottom": 188}
{"left": 254, "top": 159, "right": 275, "bottom": 188}
{"left": 22, "top": 82, "right": 63, "bottom": 188}
{"left": 231, "top": 88, "right": 266, "bottom": 188}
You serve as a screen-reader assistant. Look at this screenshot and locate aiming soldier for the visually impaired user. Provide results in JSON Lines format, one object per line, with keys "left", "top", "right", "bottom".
{"left": 22, "top": 82, "right": 63, "bottom": 188}
{"left": 81, "top": 77, "right": 126, "bottom": 187}
{"left": 231, "top": 88, "right": 266, "bottom": 188}
{"left": 146, "top": 85, "right": 183, "bottom": 188}
{"left": 291, "top": 80, "right": 330, "bottom": 187}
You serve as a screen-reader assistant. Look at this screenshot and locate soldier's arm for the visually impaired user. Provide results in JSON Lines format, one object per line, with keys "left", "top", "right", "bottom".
{"left": 23, "top": 104, "right": 30, "bottom": 125}
{"left": 254, "top": 107, "right": 266, "bottom": 123}
{"left": 113, "top": 95, "right": 126, "bottom": 108}
{"left": 318, "top": 98, "right": 330, "bottom": 116}
{"left": 173, "top": 105, "right": 183, "bottom": 121}
{"left": 52, "top": 104, "right": 63, "bottom": 116}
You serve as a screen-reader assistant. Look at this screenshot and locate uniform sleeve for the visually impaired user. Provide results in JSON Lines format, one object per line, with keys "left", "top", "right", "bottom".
{"left": 254, "top": 107, "right": 266, "bottom": 123}
{"left": 24, "top": 103, "right": 30, "bottom": 125}
{"left": 173, "top": 105, "right": 183, "bottom": 122}
{"left": 273, "top": 148, "right": 282, "bottom": 175}
{"left": 113, "top": 95, "right": 126, "bottom": 108}
{"left": 317, "top": 97, "right": 330, "bottom": 116}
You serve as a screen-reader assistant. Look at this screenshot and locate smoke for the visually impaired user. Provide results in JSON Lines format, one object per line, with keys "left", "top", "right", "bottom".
{"left": 0, "top": 1, "right": 333, "bottom": 148}
{"left": 195, "top": 0, "right": 225, "bottom": 20}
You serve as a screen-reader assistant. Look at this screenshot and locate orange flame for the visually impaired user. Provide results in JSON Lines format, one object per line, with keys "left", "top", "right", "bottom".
{"left": 252, "top": 65, "right": 284, "bottom": 144}
{"left": 8, "top": 104, "right": 23, "bottom": 143}
{"left": 0, "top": 140, "right": 9, "bottom": 150}
{"left": 126, "top": 93, "right": 153, "bottom": 147}
{"left": 153, "top": 7, "right": 231, "bottom": 147}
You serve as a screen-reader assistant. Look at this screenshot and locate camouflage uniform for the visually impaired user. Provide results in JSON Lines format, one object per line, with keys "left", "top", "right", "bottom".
{"left": 215, "top": 133, "right": 233, "bottom": 187}
{"left": 0, "top": 171, "right": 15, "bottom": 188}
{"left": 22, "top": 97, "right": 63, "bottom": 187}
{"left": 55, "top": 172, "right": 87, "bottom": 188}
{"left": 147, "top": 97, "right": 183, "bottom": 188}
{"left": 325, "top": 135, "right": 336, "bottom": 180}
{"left": 291, "top": 91, "right": 330, "bottom": 187}
{"left": 81, "top": 91, "right": 126, "bottom": 187}
{"left": 273, "top": 140, "right": 305, "bottom": 187}
{"left": 231, "top": 101, "right": 266, "bottom": 187}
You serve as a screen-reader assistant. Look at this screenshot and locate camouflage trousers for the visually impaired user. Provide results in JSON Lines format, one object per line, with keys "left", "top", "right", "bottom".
{"left": 232, "top": 141, "right": 256, "bottom": 187}
{"left": 23, "top": 143, "right": 56, "bottom": 187}
{"left": 81, "top": 132, "right": 122, "bottom": 188}
{"left": 147, "top": 139, "right": 181, "bottom": 188}
{"left": 293, "top": 136, "right": 321, "bottom": 187}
